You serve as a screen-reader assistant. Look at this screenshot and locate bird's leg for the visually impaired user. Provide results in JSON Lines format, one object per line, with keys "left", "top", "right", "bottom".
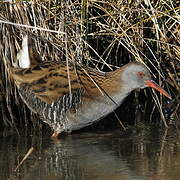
{"left": 51, "top": 132, "right": 59, "bottom": 138}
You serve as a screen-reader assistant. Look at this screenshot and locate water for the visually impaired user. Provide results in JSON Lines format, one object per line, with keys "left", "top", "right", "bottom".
{"left": 0, "top": 125, "right": 180, "bottom": 180}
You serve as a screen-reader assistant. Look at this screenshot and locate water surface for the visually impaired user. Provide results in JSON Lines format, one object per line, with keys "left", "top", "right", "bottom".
{"left": 0, "top": 125, "right": 180, "bottom": 180}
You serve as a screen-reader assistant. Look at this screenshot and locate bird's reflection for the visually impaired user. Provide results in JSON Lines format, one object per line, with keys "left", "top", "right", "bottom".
{"left": 0, "top": 126, "right": 180, "bottom": 180}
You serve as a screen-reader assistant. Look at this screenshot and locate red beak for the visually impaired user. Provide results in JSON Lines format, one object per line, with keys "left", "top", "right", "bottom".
{"left": 145, "top": 80, "right": 172, "bottom": 100}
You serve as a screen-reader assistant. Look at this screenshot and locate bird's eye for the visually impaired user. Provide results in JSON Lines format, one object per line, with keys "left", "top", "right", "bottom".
{"left": 137, "top": 71, "right": 145, "bottom": 78}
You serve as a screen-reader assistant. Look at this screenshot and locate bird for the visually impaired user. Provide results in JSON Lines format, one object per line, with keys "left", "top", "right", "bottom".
{"left": 11, "top": 36, "right": 172, "bottom": 138}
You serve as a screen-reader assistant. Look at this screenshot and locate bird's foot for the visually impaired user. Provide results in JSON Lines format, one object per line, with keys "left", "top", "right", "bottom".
{"left": 51, "top": 132, "right": 60, "bottom": 139}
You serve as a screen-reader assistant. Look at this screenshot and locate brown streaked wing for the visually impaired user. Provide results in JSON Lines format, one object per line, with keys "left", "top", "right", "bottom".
{"left": 11, "top": 61, "right": 106, "bottom": 104}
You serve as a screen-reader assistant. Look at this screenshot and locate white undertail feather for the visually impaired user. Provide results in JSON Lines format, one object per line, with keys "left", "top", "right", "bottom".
{"left": 17, "top": 35, "right": 30, "bottom": 68}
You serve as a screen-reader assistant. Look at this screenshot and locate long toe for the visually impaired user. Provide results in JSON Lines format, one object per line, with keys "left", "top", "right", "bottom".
{"left": 51, "top": 132, "right": 59, "bottom": 139}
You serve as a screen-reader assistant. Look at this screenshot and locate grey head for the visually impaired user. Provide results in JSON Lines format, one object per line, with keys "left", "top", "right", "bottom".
{"left": 120, "top": 62, "right": 171, "bottom": 99}
{"left": 120, "top": 62, "right": 152, "bottom": 91}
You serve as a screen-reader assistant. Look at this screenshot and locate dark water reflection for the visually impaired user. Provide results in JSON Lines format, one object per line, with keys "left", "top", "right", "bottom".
{"left": 0, "top": 125, "right": 180, "bottom": 180}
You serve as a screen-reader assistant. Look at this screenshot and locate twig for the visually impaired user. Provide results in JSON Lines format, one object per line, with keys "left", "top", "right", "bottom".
{"left": 14, "top": 147, "right": 35, "bottom": 172}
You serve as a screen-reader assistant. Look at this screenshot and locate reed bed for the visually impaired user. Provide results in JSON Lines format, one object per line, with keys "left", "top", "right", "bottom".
{"left": 0, "top": 0, "right": 179, "bottom": 134}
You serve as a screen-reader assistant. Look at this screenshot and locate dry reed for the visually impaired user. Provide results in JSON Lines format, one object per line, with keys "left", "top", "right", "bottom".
{"left": 0, "top": 0, "right": 179, "bottom": 134}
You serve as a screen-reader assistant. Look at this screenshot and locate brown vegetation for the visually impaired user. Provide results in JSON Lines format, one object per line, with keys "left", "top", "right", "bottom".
{"left": 0, "top": 0, "right": 179, "bottom": 134}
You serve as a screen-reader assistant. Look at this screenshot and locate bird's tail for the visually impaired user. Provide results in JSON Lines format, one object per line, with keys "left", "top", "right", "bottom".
{"left": 15, "top": 35, "right": 42, "bottom": 68}
{"left": 16, "top": 35, "right": 30, "bottom": 68}
{"left": 4, "top": 35, "right": 42, "bottom": 82}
